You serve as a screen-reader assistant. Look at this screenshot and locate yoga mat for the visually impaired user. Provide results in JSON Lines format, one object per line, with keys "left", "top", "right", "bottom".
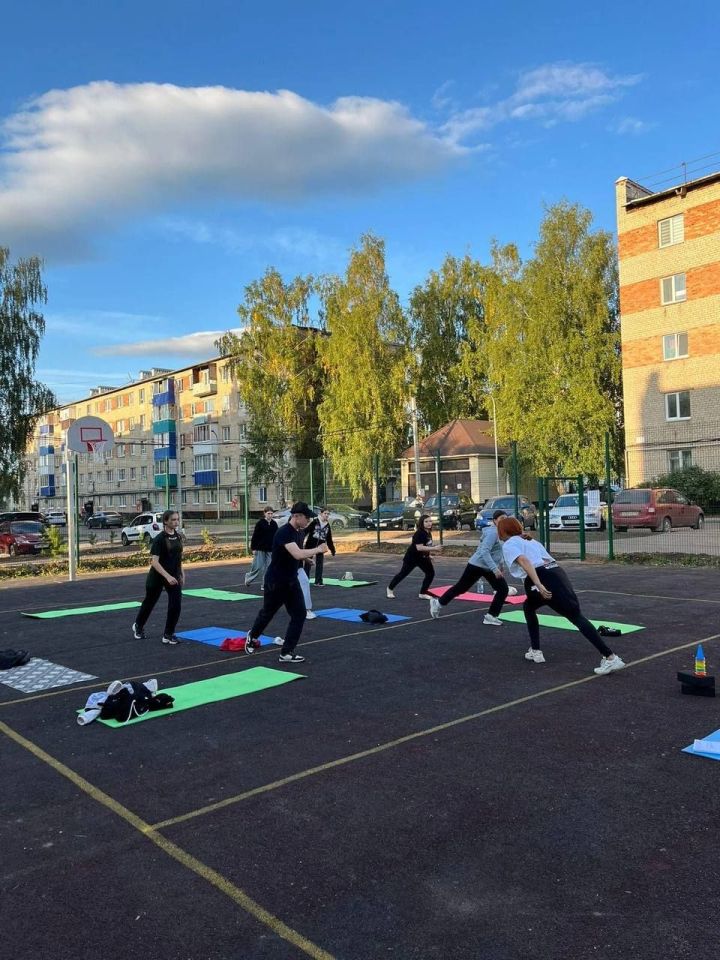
{"left": 315, "top": 607, "right": 410, "bottom": 624}
{"left": 184, "top": 588, "right": 259, "bottom": 601}
{"left": 428, "top": 586, "right": 526, "bottom": 605}
{"left": 96, "top": 668, "right": 304, "bottom": 727}
{"left": 317, "top": 578, "right": 378, "bottom": 588}
{"left": 682, "top": 728, "right": 720, "bottom": 761}
{"left": 22, "top": 601, "right": 141, "bottom": 619}
{"left": 175, "top": 626, "right": 277, "bottom": 648}
{"left": 498, "top": 611, "right": 644, "bottom": 634}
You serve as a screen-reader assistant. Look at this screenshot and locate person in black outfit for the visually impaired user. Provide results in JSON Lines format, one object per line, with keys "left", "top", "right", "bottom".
{"left": 303, "top": 508, "right": 336, "bottom": 585}
{"left": 245, "top": 502, "right": 328, "bottom": 663}
{"left": 387, "top": 514, "right": 442, "bottom": 600}
{"left": 244, "top": 506, "right": 278, "bottom": 587}
{"left": 132, "top": 510, "right": 184, "bottom": 645}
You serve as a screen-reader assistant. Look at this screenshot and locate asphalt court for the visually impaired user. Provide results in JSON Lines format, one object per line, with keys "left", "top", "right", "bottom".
{"left": 2, "top": 554, "right": 720, "bottom": 960}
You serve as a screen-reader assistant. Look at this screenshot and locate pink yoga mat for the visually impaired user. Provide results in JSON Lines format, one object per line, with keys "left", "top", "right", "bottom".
{"left": 429, "top": 586, "right": 526, "bottom": 605}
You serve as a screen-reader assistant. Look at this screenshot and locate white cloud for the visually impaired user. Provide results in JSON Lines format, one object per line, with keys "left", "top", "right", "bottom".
{"left": 162, "top": 218, "right": 344, "bottom": 262}
{"left": 612, "top": 116, "right": 656, "bottom": 135}
{"left": 93, "top": 328, "right": 242, "bottom": 357}
{"left": 0, "top": 82, "right": 463, "bottom": 259}
{"left": 46, "top": 310, "right": 163, "bottom": 339}
{"left": 442, "top": 62, "right": 642, "bottom": 142}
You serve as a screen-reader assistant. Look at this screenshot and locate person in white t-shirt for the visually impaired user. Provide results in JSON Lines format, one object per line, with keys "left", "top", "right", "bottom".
{"left": 496, "top": 517, "right": 625, "bottom": 676}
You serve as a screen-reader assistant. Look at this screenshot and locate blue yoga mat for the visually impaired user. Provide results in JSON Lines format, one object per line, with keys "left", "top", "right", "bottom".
{"left": 175, "top": 626, "right": 277, "bottom": 648}
{"left": 682, "top": 727, "right": 720, "bottom": 761}
{"left": 314, "top": 607, "right": 410, "bottom": 624}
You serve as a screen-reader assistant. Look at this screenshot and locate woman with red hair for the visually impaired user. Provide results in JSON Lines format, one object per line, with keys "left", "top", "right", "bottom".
{"left": 495, "top": 517, "right": 625, "bottom": 675}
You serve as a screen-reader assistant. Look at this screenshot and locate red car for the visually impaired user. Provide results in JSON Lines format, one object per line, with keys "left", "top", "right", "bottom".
{"left": 0, "top": 520, "right": 50, "bottom": 556}
{"left": 612, "top": 488, "right": 704, "bottom": 533}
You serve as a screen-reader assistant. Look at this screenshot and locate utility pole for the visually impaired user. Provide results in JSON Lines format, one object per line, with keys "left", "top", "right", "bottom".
{"left": 410, "top": 396, "right": 422, "bottom": 499}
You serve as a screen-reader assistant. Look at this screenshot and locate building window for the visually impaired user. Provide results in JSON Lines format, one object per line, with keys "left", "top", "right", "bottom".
{"left": 130, "top": 467, "right": 136, "bottom": 480}
{"left": 222, "top": 425, "right": 231, "bottom": 442}
{"left": 258, "top": 485, "right": 268, "bottom": 503}
{"left": 182, "top": 490, "right": 187, "bottom": 504}
{"left": 116, "top": 444, "right": 125, "bottom": 458}
{"left": 658, "top": 214, "right": 684, "bottom": 248}
{"left": 194, "top": 424, "right": 210, "bottom": 443}
{"left": 140, "top": 466, "right": 148, "bottom": 480}
{"left": 668, "top": 449, "right": 692, "bottom": 472}
{"left": 194, "top": 453, "right": 217, "bottom": 471}
{"left": 223, "top": 456, "right": 231, "bottom": 472}
{"left": 118, "top": 469, "right": 126, "bottom": 482}
{"left": 663, "top": 332, "right": 688, "bottom": 361}
{"left": 665, "top": 391, "right": 691, "bottom": 421}
{"left": 180, "top": 461, "right": 186, "bottom": 478}
{"left": 193, "top": 490, "right": 200, "bottom": 504}
{"left": 105, "top": 469, "right": 113, "bottom": 482}
{"left": 239, "top": 423, "right": 248, "bottom": 441}
{"left": 139, "top": 389, "right": 145, "bottom": 403}
{"left": 205, "top": 489, "right": 217, "bottom": 504}
{"left": 660, "top": 273, "right": 686, "bottom": 305}
{"left": 139, "top": 415, "right": 145, "bottom": 430}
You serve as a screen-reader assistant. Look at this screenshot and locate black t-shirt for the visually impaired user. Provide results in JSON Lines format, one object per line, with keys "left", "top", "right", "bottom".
{"left": 265, "top": 522, "right": 304, "bottom": 586}
{"left": 149, "top": 530, "right": 183, "bottom": 578}
{"left": 406, "top": 527, "right": 432, "bottom": 562}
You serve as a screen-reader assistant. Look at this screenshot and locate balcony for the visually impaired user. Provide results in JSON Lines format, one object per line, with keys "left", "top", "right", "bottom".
{"left": 39, "top": 445, "right": 55, "bottom": 456}
{"left": 40, "top": 480, "right": 56, "bottom": 497}
{"left": 154, "top": 474, "right": 178, "bottom": 489}
{"left": 152, "top": 383, "right": 175, "bottom": 406}
{"left": 193, "top": 470, "right": 218, "bottom": 487}
{"left": 154, "top": 440, "right": 177, "bottom": 461}
{"left": 152, "top": 419, "right": 177, "bottom": 434}
{"left": 192, "top": 379, "right": 217, "bottom": 398}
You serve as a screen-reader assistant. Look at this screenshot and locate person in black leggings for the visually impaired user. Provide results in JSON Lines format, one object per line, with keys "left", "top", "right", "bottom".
{"left": 496, "top": 516, "right": 626, "bottom": 676}
{"left": 387, "top": 514, "right": 441, "bottom": 600}
{"left": 132, "top": 510, "right": 184, "bottom": 645}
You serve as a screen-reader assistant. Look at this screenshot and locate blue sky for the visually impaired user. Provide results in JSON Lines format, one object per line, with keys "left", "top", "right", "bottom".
{"left": 2, "top": 0, "right": 719, "bottom": 402}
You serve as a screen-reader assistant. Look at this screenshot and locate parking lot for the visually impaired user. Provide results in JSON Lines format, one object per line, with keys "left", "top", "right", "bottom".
{"left": 2, "top": 552, "right": 720, "bottom": 959}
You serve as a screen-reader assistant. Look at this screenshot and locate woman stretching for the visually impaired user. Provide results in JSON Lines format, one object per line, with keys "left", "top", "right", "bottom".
{"left": 387, "top": 514, "right": 441, "bottom": 600}
{"left": 496, "top": 517, "right": 625, "bottom": 675}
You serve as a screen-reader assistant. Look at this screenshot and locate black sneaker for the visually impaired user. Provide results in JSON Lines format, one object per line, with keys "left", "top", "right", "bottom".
{"left": 162, "top": 634, "right": 181, "bottom": 645}
{"left": 278, "top": 653, "right": 305, "bottom": 663}
{"left": 132, "top": 623, "right": 146, "bottom": 640}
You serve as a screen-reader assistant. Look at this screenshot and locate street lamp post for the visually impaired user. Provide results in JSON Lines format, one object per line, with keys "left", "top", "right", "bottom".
{"left": 410, "top": 396, "right": 422, "bottom": 500}
{"left": 210, "top": 428, "right": 221, "bottom": 522}
{"left": 486, "top": 393, "right": 500, "bottom": 496}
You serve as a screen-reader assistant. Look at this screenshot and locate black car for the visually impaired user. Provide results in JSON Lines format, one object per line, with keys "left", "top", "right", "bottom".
{"left": 365, "top": 502, "right": 405, "bottom": 530}
{"left": 86, "top": 511, "right": 124, "bottom": 529}
{"left": 420, "top": 493, "right": 478, "bottom": 530}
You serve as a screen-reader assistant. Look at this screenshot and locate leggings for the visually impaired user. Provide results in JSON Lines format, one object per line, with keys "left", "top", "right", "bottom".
{"left": 136, "top": 573, "right": 182, "bottom": 638}
{"left": 522, "top": 564, "right": 612, "bottom": 657}
{"left": 389, "top": 555, "right": 435, "bottom": 594}
{"left": 441, "top": 562, "right": 509, "bottom": 617}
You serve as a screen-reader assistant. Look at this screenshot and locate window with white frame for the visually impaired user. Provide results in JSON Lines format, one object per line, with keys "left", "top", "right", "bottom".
{"left": 205, "top": 489, "right": 217, "bottom": 504}
{"left": 139, "top": 415, "right": 145, "bottom": 429}
{"left": 116, "top": 444, "right": 125, "bottom": 458}
{"left": 663, "top": 332, "right": 688, "bottom": 360}
{"left": 182, "top": 491, "right": 188, "bottom": 504}
{"left": 222, "top": 395, "right": 231, "bottom": 412}
{"left": 222, "top": 425, "right": 231, "bottom": 441}
{"left": 258, "top": 485, "right": 268, "bottom": 503}
{"left": 223, "top": 456, "right": 231, "bottom": 472}
{"left": 194, "top": 453, "right": 217, "bottom": 471}
{"left": 180, "top": 461, "right": 186, "bottom": 477}
{"left": 130, "top": 443, "right": 137, "bottom": 456}
{"left": 225, "top": 488, "right": 234, "bottom": 503}
{"left": 139, "top": 389, "right": 145, "bottom": 403}
{"left": 660, "top": 274, "right": 686, "bottom": 305}
{"left": 192, "top": 490, "right": 200, "bottom": 504}
{"left": 140, "top": 466, "right": 148, "bottom": 480}
{"left": 658, "top": 214, "right": 684, "bottom": 248}
{"left": 194, "top": 423, "right": 210, "bottom": 443}
{"left": 239, "top": 423, "right": 248, "bottom": 441}
{"left": 221, "top": 365, "right": 230, "bottom": 382}
{"left": 105, "top": 469, "right": 113, "bottom": 482}
{"left": 118, "top": 468, "right": 126, "bottom": 482}
{"left": 668, "top": 449, "right": 692, "bottom": 471}
{"left": 130, "top": 467, "right": 136, "bottom": 480}
{"left": 665, "top": 390, "right": 691, "bottom": 420}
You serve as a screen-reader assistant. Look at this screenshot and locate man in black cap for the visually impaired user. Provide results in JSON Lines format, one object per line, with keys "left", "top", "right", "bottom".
{"left": 244, "top": 502, "right": 328, "bottom": 663}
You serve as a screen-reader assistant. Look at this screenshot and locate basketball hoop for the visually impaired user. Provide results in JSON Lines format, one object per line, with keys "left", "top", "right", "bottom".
{"left": 86, "top": 439, "right": 109, "bottom": 467}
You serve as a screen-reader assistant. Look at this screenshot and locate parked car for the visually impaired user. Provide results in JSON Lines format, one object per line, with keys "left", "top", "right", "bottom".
{"left": 365, "top": 501, "right": 406, "bottom": 530}
{"left": 327, "top": 504, "right": 369, "bottom": 529}
{"left": 612, "top": 488, "right": 704, "bottom": 532}
{"left": 43, "top": 510, "right": 67, "bottom": 527}
{"left": 0, "top": 520, "right": 50, "bottom": 556}
{"left": 274, "top": 505, "right": 351, "bottom": 530}
{"left": 422, "top": 493, "right": 478, "bottom": 530}
{"left": 476, "top": 495, "right": 537, "bottom": 530}
{"left": 0, "top": 511, "right": 47, "bottom": 524}
{"left": 86, "top": 511, "right": 124, "bottom": 529}
{"left": 549, "top": 493, "right": 606, "bottom": 531}
{"left": 401, "top": 497, "right": 425, "bottom": 529}
{"left": 120, "top": 512, "right": 187, "bottom": 545}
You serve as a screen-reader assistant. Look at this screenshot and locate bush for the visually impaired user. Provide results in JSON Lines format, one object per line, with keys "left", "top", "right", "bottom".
{"left": 200, "top": 527, "right": 216, "bottom": 547}
{"left": 646, "top": 466, "right": 720, "bottom": 511}
{"left": 45, "top": 525, "right": 65, "bottom": 557}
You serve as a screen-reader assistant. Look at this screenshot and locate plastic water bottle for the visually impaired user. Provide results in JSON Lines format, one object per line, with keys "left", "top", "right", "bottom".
{"left": 695, "top": 644, "right": 707, "bottom": 676}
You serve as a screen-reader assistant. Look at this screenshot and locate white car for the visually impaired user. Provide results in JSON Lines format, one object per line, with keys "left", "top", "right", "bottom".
{"left": 549, "top": 494, "right": 606, "bottom": 531}
{"left": 44, "top": 510, "right": 67, "bottom": 526}
{"left": 120, "top": 512, "right": 186, "bottom": 546}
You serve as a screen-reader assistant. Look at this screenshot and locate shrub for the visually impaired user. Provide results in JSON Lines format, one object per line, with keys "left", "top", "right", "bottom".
{"left": 646, "top": 466, "right": 720, "bottom": 512}
{"left": 200, "top": 527, "right": 216, "bottom": 547}
{"left": 45, "top": 525, "right": 65, "bottom": 557}
{"left": 88, "top": 531, "right": 97, "bottom": 546}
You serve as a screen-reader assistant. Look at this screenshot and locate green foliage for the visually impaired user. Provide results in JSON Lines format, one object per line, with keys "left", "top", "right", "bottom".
{"left": 0, "top": 248, "right": 56, "bottom": 501}
{"left": 647, "top": 466, "right": 720, "bottom": 510}
{"left": 200, "top": 526, "right": 216, "bottom": 546}
{"left": 318, "top": 235, "right": 412, "bottom": 499}
{"left": 45, "top": 524, "right": 64, "bottom": 557}
{"left": 109, "top": 529, "right": 116, "bottom": 545}
{"left": 87, "top": 531, "right": 98, "bottom": 546}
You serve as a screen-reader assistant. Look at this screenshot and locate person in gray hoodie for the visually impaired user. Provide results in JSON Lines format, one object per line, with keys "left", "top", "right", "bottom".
{"left": 428, "top": 509, "right": 516, "bottom": 626}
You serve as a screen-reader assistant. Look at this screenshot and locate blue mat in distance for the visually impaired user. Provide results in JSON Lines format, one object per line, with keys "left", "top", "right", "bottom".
{"left": 315, "top": 607, "right": 410, "bottom": 624}
{"left": 175, "top": 626, "right": 277, "bottom": 648}
{"left": 682, "top": 727, "right": 720, "bottom": 761}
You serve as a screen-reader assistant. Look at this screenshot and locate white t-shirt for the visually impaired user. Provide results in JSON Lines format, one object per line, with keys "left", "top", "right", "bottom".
{"left": 501, "top": 536, "right": 554, "bottom": 579}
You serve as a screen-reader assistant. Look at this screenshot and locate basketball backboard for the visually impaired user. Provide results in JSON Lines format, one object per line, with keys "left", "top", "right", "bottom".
{"left": 66, "top": 416, "right": 115, "bottom": 455}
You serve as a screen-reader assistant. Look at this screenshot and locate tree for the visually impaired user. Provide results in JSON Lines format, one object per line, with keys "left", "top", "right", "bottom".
{"left": 217, "top": 269, "right": 324, "bottom": 503}
{"left": 408, "top": 254, "right": 490, "bottom": 431}
{"left": 318, "top": 234, "right": 411, "bottom": 500}
{"left": 0, "top": 248, "right": 56, "bottom": 503}
{"left": 482, "top": 204, "right": 622, "bottom": 478}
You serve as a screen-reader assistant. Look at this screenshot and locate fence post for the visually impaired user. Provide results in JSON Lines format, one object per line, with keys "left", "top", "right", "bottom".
{"left": 322, "top": 456, "right": 327, "bottom": 505}
{"left": 243, "top": 456, "right": 250, "bottom": 554}
{"left": 309, "top": 458, "right": 314, "bottom": 508}
{"left": 544, "top": 477, "right": 551, "bottom": 552}
{"left": 605, "top": 432, "right": 614, "bottom": 561}
{"left": 536, "top": 477, "right": 546, "bottom": 548}
{"left": 374, "top": 454, "right": 380, "bottom": 546}
{"left": 435, "top": 450, "right": 443, "bottom": 546}
{"left": 577, "top": 475, "right": 586, "bottom": 561}
{"left": 511, "top": 442, "right": 519, "bottom": 521}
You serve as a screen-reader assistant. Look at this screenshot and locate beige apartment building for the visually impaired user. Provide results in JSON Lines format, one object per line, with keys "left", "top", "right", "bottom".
{"left": 615, "top": 171, "right": 720, "bottom": 486}
{"left": 25, "top": 357, "right": 282, "bottom": 519}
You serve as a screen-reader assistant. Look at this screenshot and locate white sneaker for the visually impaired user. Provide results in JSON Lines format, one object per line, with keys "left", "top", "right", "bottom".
{"left": 429, "top": 597, "right": 441, "bottom": 619}
{"left": 418, "top": 593, "right": 432, "bottom": 600}
{"left": 306, "top": 610, "right": 317, "bottom": 620}
{"left": 273, "top": 636, "right": 283, "bottom": 645}
{"left": 594, "top": 655, "right": 626, "bottom": 676}
{"left": 483, "top": 613, "right": 503, "bottom": 626}
{"left": 386, "top": 588, "right": 395, "bottom": 599}
{"left": 525, "top": 648, "right": 546, "bottom": 663}
{"left": 507, "top": 586, "right": 518, "bottom": 597}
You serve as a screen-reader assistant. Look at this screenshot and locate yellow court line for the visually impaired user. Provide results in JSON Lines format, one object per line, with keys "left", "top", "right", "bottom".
{"left": 152, "top": 631, "right": 720, "bottom": 831}
{"left": 0, "top": 719, "right": 336, "bottom": 960}
{"left": 0, "top": 607, "right": 480, "bottom": 709}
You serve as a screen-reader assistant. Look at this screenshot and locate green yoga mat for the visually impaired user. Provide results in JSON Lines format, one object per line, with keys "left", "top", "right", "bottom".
{"left": 23, "top": 601, "right": 141, "bottom": 619}
{"left": 97, "top": 667, "right": 305, "bottom": 727}
{"left": 498, "top": 611, "right": 644, "bottom": 634}
{"left": 319, "top": 578, "right": 378, "bottom": 588}
{"left": 184, "top": 588, "right": 258, "bottom": 601}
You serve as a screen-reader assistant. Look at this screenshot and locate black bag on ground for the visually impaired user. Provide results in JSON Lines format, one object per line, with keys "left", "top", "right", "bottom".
{"left": 598, "top": 625, "right": 622, "bottom": 637}
{"left": 100, "top": 681, "right": 174, "bottom": 723}
{"left": 0, "top": 649, "right": 31, "bottom": 670}
{"left": 359, "top": 610, "right": 388, "bottom": 624}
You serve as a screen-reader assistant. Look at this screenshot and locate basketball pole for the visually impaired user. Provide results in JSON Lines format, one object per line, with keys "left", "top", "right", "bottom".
{"left": 66, "top": 443, "right": 77, "bottom": 582}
